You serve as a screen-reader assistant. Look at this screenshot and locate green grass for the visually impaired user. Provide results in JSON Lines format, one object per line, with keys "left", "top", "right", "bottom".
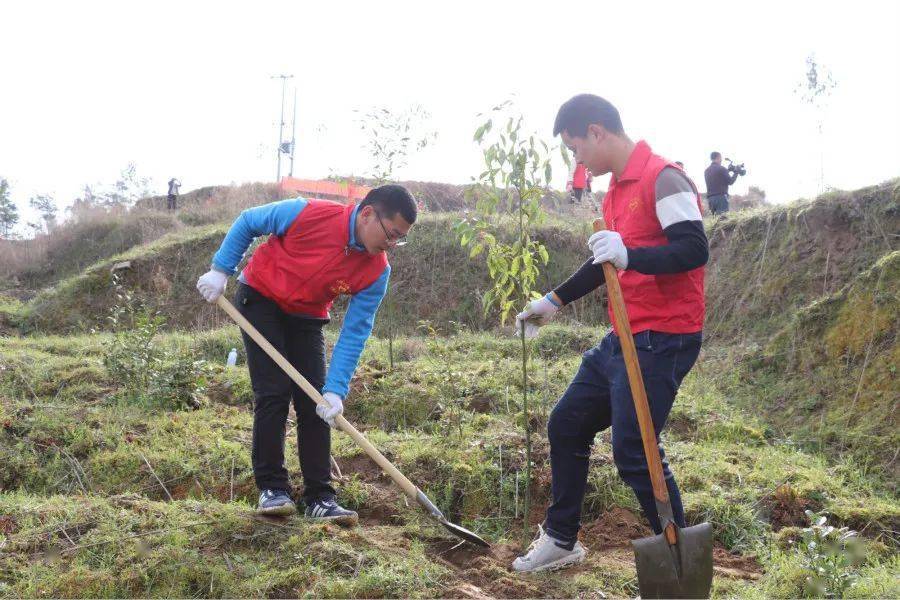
{"left": 0, "top": 178, "right": 897, "bottom": 597}
{"left": 0, "top": 493, "right": 449, "bottom": 599}
{"left": 1, "top": 324, "right": 897, "bottom": 597}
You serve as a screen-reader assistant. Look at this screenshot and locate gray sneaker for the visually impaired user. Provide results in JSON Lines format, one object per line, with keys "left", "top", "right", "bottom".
{"left": 257, "top": 489, "right": 296, "bottom": 516}
{"left": 512, "top": 525, "right": 587, "bottom": 572}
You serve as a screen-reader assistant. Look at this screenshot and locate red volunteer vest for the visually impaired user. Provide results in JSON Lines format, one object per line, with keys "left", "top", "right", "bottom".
{"left": 602, "top": 141, "right": 705, "bottom": 334}
{"left": 573, "top": 164, "right": 587, "bottom": 189}
{"left": 242, "top": 200, "right": 388, "bottom": 317}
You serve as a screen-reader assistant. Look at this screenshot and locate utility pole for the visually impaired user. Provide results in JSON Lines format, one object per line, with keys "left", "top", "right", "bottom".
{"left": 271, "top": 74, "right": 294, "bottom": 182}
{"left": 289, "top": 87, "right": 297, "bottom": 177}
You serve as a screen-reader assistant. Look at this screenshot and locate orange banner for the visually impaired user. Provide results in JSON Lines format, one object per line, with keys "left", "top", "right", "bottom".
{"left": 279, "top": 177, "right": 371, "bottom": 202}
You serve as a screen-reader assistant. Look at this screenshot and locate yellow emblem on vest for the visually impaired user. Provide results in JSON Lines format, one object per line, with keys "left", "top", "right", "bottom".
{"left": 331, "top": 280, "right": 352, "bottom": 295}
{"left": 629, "top": 197, "right": 640, "bottom": 211}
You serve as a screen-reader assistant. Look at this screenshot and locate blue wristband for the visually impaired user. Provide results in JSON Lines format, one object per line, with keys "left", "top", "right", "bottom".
{"left": 544, "top": 293, "right": 561, "bottom": 308}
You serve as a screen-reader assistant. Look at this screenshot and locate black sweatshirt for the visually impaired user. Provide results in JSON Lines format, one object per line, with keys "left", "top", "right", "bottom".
{"left": 704, "top": 162, "right": 739, "bottom": 196}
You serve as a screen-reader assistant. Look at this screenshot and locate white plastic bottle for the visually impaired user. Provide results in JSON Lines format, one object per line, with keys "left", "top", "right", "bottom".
{"left": 226, "top": 348, "right": 238, "bottom": 367}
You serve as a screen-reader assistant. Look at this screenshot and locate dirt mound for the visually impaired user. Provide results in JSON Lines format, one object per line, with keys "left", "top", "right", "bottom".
{"left": 338, "top": 452, "right": 387, "bottom": 483}
{"left": 581, "top": 507, "right": 652, "bottom": 549}
{"left": 582, "top": 509, "right": 761, "bottom": 581}
{"left": 764, "top": 484, "right": 820, "bottom": 530}
{"left": 427, "top": 538, "right": 545, "bottom": 599}
{"left": 713, "top": 547, "right": 762, "bottom": 580}
{"left": 335, "top": 453, "right": 408, "bottom": 526}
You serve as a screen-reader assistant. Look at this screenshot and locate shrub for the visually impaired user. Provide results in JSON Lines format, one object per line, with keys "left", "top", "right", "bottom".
{"left": 101, "top": 277, "right": 207, "bottom": 410}
{"left": 798, "top": 511, "right": 866, "bottom": 598}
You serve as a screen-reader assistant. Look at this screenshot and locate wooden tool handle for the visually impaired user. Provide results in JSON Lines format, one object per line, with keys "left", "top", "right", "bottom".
{"left": 216, "top": 296, "right": 420, "bottom": 501}
{"left": 592, "top": 220, "right": 676, "bottom": 543}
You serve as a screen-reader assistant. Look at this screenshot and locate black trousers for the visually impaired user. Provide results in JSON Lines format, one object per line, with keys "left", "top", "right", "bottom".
{"left": 167, "top": 194, "right": 177, "bottom": 210}
{"left": 235, "top": 282, "right": 335, "bottom": 502}
{"left": 544, "top": 330, "right": 701, "bottom": 543}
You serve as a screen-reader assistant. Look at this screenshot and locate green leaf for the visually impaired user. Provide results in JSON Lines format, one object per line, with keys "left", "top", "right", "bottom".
{"left": 469, "top": 244, "right": 484, "bottom": 258}
{"left": 538, "top": 244, "right": 549, "bottom": 264}
{"left": 482, "top": 290, "right": 493, "bottom": 311}
{"left": 560, "top": 144, "right": 572, "bottom": 168}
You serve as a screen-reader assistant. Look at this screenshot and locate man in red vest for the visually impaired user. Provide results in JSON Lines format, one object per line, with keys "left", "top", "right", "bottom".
{"left": 512, "top": 94, "right": 708, "bottom": 572}
{"left": 196, "top": 185, "right": 416, "bottom": 522}
{"left": 570, "top": 162, "right": 588, "bottom": 203}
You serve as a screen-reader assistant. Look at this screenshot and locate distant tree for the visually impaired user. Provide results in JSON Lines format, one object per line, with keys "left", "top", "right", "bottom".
{"left": 99, "top": 163, "right": 154, "bottom": 208}
{"left": 67, "top": 185, "right": 102, "bottom": 223}
{"left": 356, "top": 104, "right": 436, "bottom": 369}
{"left": 0, "top": 178, "right": 20, "bottom": 238}
{"left": 26, "top": 221, "right": 44, "bottom": 237}
{"left": 795, "top": 54, "right": 837, "bottom": 193}
{"left": 82, "top": 184, "right": 98, "bottom": 205}
{"left": 28, "top": 194, "right": 57, "bottom": 232}
{"left": 357, "top": 104, "right": 436, "bottom": 184}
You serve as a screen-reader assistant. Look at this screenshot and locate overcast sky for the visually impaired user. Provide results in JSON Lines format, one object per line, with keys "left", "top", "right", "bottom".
{"left": 2, "top": 1, "right": 898, "bottom": 227}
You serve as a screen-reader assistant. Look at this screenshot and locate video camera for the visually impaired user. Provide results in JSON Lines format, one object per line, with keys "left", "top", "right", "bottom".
{"left": 725, "top": 158, "right": 747, "bottom": 177}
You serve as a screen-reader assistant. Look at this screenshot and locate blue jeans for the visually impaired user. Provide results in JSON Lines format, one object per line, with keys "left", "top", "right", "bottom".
{"left": 543, "top": 330, "right": 702, "bottom": 546}
{"left": 707, "top": 193, "right": 729, "bottom": 215}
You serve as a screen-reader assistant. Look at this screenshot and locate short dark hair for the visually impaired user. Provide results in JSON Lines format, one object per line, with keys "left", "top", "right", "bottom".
{"left": 553, "top": 94, "right": 624, "bottom": 137}
{"left": 710, "top": 151, "right": 721, "bottom": 161}
{"left": 360, "top": 184, "right": 417, "bottom": 224}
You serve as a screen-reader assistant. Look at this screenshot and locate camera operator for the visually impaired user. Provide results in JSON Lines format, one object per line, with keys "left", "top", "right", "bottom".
{"left": 704, "top": 151, "right": 743, "bottom": 215}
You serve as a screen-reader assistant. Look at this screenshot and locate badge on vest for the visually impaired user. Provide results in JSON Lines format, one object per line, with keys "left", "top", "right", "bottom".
{"left": 330, "top": 280, "right": 352, "bottom": 295}
{"left": 629, "top": 197, "right": 640, "bottom": 211}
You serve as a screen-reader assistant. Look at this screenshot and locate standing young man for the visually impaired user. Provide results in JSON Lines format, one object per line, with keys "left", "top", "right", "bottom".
{"left": 196, "top": 185, "right": 416, "bottom": 521}
{"left": 512, "top": 94, "right": 708, "bottom": 571}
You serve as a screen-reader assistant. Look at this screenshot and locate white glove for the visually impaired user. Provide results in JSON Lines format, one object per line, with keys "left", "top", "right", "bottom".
{"left": 514, "top": 294, "right": 560, "bottom": 339}
{"left": 196, "top": 269, "right": 228, "bottom": 303}
{"left": 316, "top": 392, "right": 344, "bottom": 428}
{"left": 588, "top": 230, "right": 628, "bottom": 269}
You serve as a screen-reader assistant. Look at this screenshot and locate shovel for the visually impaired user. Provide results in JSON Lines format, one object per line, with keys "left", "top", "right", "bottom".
{"left": 216, "top": 296, "right": 489, "bottom": 548}
{"left": 592, "top": 219, "right": 713, "bottom": 598}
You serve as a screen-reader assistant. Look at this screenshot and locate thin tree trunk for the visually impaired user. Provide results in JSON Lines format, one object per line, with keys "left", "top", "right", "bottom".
{"left": 518, "top": 186, "right": 532, "bottom": 541}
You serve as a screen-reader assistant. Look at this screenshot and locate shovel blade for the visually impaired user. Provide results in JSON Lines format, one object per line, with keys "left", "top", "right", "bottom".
{"left": 415, "top": 488, "right": 490, "bottom": 548}
{"left": 632, "top": 522, "right": 713, "bottom": 599}
{"left": 441, "top": 520, "right": 491, "bottom": 548}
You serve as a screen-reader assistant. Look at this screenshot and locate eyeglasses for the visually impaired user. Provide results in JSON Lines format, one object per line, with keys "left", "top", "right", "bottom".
{"left": 374, "top": 209, "right": 408, "bottom": 246}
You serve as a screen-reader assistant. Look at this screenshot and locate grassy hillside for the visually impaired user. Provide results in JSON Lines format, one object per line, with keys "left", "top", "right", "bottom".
{"left": 0, "top": 178, "right": 897, "bottom": 598}
{"left": 704, "top": 180, "right": 899, "bottom": 343}
{"left": 0, "top": 326, "right": 896, "bottom": 598}
{"left": 7, "top": 215, "right": 609, "bottom": 335}
{"left": 5, "top": 180, "right": 897, "bottom": 340}
{"left": 731, "top": 250, "right": 899, "bottom": 482}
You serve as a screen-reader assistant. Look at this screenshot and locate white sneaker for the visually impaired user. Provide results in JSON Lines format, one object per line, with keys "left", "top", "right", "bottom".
{"left": 512, "top": 525, "right": 587, "bottom": 572}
